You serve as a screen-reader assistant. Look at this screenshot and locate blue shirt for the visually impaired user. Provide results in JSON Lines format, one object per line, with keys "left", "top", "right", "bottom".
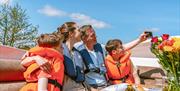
{"left": 85, "top": 48, "right": 107, "bottom": 86}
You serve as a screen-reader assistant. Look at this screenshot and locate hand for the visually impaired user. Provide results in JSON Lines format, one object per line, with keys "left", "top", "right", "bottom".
{"left": 90, "top": 68, "right": 100, "bottom": 73}
{"left": 34, "top": 56, "right": 52, "bottom": 74}
{"left": 100, "top": 70, "right": 106, "bottom": 75}
{"left": 138, "top": 32, "right": 148, "bottom": 42}
{"left": 21, "top": 56, "right": 36, "bottom": 67}
{"left": 40, "top": 62, "right": 52, "bottom": 74}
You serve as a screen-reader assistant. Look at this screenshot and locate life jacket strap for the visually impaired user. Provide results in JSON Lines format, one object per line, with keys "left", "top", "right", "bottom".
{"left": 48, "top": 79, "right": 62, "bottom": 90}
{"left": 84, "top": 67, "right": 100, "bottom": 74}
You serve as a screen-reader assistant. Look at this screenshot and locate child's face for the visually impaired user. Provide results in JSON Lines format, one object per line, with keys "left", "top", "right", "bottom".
{"left": 112, "top": 43, "right": 125, "bottom": 58}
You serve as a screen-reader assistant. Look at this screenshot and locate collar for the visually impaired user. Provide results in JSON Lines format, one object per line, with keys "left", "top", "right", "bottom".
{"left": 74, "top": 41, "right": 83, "bottom": 48}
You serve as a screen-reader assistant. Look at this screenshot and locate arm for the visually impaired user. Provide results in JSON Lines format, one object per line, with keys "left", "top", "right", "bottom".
{"left": 21, "top": 52, "right": 34, "bottom": 67}
{"left": 21, "top": 56, "right": 36, "bottom": 67}
{"left": 123, "top": 32, "right": 148, "bottom": 51}
{"left": 34, "top": 56, "right": 52, "bottom": 74}
{"left": 21, "top": 55, "right": 52, "bottom": 73}
{"left": 38, "top": 77, "right": 48, "bottom": 91}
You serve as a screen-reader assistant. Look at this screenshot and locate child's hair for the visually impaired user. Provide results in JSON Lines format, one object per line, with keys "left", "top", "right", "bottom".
{"left": 37, "top": 33, "right": 63, "bottom": 48}
{"left": 57, "top": 22, "right": 77, "bottom": 43}
{"left": 79, "top": 25, "right": 92, "bottom": 40}
{"left": 105, "top": 39, "right": 122, "bottom": 53}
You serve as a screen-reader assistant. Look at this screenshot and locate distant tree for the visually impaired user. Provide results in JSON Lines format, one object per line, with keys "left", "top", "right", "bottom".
{"left": 0, "top": 4, "right": 38, "bottom": 49}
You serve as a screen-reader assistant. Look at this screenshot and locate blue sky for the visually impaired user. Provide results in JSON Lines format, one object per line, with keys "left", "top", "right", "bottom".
{"left": 1, "top": 0, "right": 180, "bottom": 44}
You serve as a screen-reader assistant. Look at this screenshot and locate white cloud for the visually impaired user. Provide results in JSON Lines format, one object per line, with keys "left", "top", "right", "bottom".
{"left": 144, "top": 28, "right": 160, "bottom": 32}
{"left": 38, "top": 5, "right": 110, "bottom": 29}
{"left": 150, "top": 28, "right": 160, "bottom": 32}
{"left": 38, "top": 5, "right": 67, "bottom": 17}
{"left": 70, "top": 13, "right": 110, "bottom": 29}
{"left": 0, "top": 0, "right": 10, "bottom": 5}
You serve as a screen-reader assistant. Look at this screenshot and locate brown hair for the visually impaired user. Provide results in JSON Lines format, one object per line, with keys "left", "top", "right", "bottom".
{"left": 57, "top": 22, "right": 77, "bottom": 43}
{"left": 105, "top": 39, "right": 122, "bottom": 53}
{"left": 37, "top": 33, "right": 63, "bottom": 48}
{"left": 79, "top": 25, "right": 92, "bottom": 39}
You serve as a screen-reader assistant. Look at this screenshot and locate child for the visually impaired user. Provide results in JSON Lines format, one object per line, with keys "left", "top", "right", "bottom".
{"left": 20, "top": 33, "right": 64, "bottom": 91}
{"left": 105, "top": 39, "right": 140, "bottom": 85}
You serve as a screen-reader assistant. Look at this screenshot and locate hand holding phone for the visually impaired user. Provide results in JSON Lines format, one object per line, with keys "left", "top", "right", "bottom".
{"left": 144, "top": 31, "right": 153, "bottom": 38}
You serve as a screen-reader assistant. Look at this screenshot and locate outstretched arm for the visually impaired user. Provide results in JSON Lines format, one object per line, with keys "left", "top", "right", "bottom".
{"left": 123, "top": 32, "right": 148, "bottom": 51}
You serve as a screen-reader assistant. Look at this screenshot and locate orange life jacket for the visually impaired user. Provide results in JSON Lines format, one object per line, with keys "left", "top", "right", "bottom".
{"left": 105, "top": 51, "right": 134, "bottom": 84}
{"left": 20, "top": 46, "right": 64, "bottom": 91}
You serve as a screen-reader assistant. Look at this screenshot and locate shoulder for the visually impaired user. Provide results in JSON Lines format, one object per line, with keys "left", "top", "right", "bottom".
{"left": 75, "top": 42, "right": 85, "bottom": 50}
{"left": 100, "top": 44, "right": 106, "bottom": 50}
{"left": 29, "top": 46, "right": 41, "bottom": 52}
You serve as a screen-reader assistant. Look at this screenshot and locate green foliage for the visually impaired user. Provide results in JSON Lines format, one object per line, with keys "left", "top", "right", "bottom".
{"left": 0, "top": 4, "right": 38, "bottom": 49}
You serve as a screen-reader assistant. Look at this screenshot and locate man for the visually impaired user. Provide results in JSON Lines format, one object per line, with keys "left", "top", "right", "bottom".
{"left": 77, "top": 25, "right": 148, "bottom": 90}
{"left": 77, "top": 25, "right": 107, "bottom": 90}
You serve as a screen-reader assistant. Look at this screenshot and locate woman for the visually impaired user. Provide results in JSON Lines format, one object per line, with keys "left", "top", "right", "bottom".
{"left": 57, "top": 22, "right": 88, "bottom": 91}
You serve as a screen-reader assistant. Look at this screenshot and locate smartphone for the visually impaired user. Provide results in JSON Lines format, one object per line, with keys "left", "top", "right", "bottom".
{"left": 144, "top": 31, "right": 153, "bottom": 38}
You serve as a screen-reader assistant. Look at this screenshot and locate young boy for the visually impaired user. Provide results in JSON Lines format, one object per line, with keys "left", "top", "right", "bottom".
{"left": 105, "top": 39, "right": 140, "bottom": 85}
{"left": 20, "top": 33, "right": 64, "bottom": 91}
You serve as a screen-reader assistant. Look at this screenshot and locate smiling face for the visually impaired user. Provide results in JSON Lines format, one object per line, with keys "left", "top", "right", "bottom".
{"left": 111, "top": 43, "right": 125, "bottom": 58}
{"left": 80, "top": 26, "right": 97, "bottom": 46}
{"left": 85, "top": 27, "right": 97, "bottom": 45}
{"left": 105, "top": 39, "right": 125, "bottom": 59}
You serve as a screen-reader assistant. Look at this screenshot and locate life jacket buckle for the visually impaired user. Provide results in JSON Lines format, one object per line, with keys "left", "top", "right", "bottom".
{"left": 116, "top": 62, "right": 121, "bottom": 67}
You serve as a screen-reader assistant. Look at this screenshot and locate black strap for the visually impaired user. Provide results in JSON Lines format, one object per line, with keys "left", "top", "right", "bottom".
{"left": 48, "top": 79, "right": 62, "bottom": 90}
{"left": 116, "top": 61, "right": 122, "bottom": 76}
{"left": 109, "top": 74, "right": 129, "bottom": 83}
